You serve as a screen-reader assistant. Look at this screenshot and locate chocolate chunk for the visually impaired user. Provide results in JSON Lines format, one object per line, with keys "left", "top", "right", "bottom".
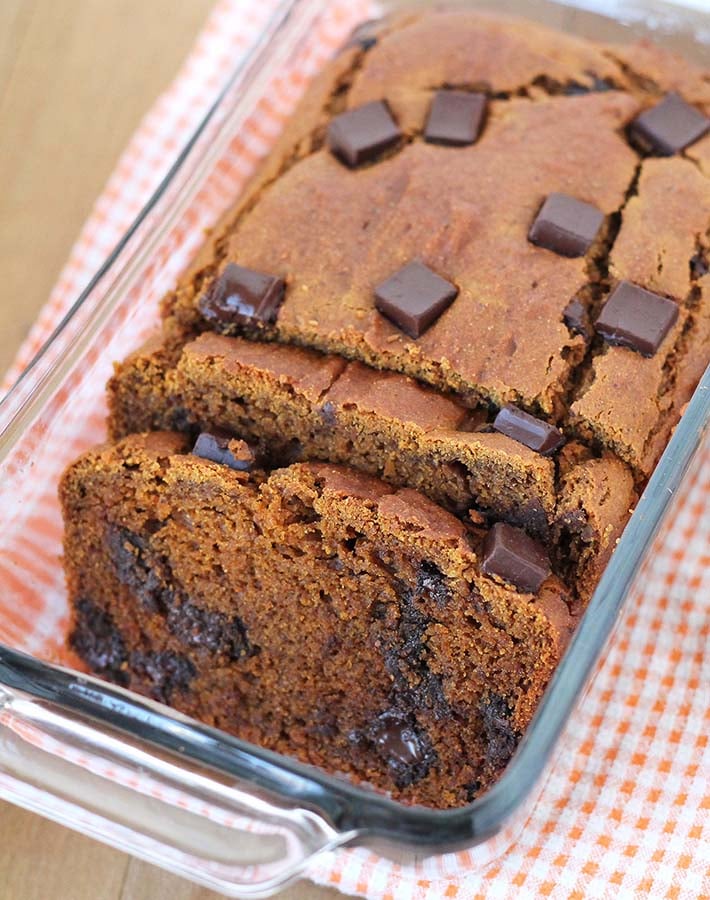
{"left": 528, "top": 192, "right": 605, "bottom": 257}
{"left": 130, "top": 651, "right": 196, "bottom": 704}
{"left": 368, "top": 711, "right": 434, "bottom": 786}
{"left": 106, "top": 526, "right": 171, "bottom": 614}
{"left": 563, "top": 297, "right": 593, "bottom": 342}
{"left": 327, "top": 100, "right": 401, "bottom": 167}
{"left": 166, "top": 600, "right": 253, "bottom": 661}
{"left": 416, "top": 560, "right": 450, "bottom": 607}
{"left": 628, "top": 92, "right": 709, "bottom": 156}
{"left": 493, "top": 404, "right": 565, "bottom": 455}
{"left": 481, "top": 522, "right": 550, "bottom": 593}
{"left": 424, "top": 90, "right": 487, "bottom": 146}
{"left": 595, "top": 281, "right": 678, "bottom": 357}
{"left": 374, "top": 717, "right": 425, "bottom": 766}
{"left": 479, "top": 694, "right": 518, "bottom": 769}
{"left": 374, "top": 261, "right": 458, "bottom": 338}
{"left": 391, "top": 586, "right": 428, "bottom": 669}
{"left": 70, "top": 599, "right": 128, "bottom": 684}
{"left": 192, "top": 431, "right": 255, "bottom": 471}
{"left": 378, "top": 579, "right": 451, "bottom": 723}
{"left": 199, "top": 262, "right": 285, "bottom": 329}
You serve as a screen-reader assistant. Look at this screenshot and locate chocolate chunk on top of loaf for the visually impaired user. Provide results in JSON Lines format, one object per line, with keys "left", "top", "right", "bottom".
{"left": 628, "top": 92, "right": 709, "bottom": 156}
{"left": 424, "top": 90, "right": 488, "bottom": 146}
{"left": 199, "top": 262, "right": 285, "bottom": 329}
{"left": 192, "top": 431, "right": 256, "bottom": 471}
{"left": 493, "top": 404, "right": 565, "bottom": 455}
{"left": 374, "top": 261, "right": 459, "bottom": 338}
{"left": 594, "top": 282, "right": 679, "bottom": 357}
{"left": 327, "top": 100, "right": 401, "bottom": 167}
{"left": 528, "top": 193, "right": 605, "bottom": 258}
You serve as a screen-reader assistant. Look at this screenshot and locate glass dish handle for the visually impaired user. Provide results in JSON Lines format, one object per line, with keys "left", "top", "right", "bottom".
{"left": 0, "top": 677, "right": 354, "bottom": 897}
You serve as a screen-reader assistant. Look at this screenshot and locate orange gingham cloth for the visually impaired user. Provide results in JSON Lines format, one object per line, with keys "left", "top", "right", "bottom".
{"left": 0, "top": 1, "right": 708, "bottom": 897}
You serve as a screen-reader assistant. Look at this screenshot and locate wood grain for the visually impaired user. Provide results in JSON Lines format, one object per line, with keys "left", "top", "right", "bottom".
{"left": 0, "top": 2, "right": 342, "bottom": 896}
{"left": 0, "top": 0, "right": 212, "bottom": 375}
{"left": 0, "top": 799, "right": 338, "bottom": 900}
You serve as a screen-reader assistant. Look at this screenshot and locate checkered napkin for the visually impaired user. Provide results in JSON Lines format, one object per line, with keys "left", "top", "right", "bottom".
{"left": 0, "top": 1, "right": 708, "bottom": 897}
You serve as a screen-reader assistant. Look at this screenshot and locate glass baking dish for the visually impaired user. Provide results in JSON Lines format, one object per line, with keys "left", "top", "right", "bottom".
{"left": 0, "top": 0, "right": 708, "bottom": 895}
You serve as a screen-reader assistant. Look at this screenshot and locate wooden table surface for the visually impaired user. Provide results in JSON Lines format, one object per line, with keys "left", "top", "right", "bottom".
{"left": 0, "top": 2, "right": 338, "bottom": 897}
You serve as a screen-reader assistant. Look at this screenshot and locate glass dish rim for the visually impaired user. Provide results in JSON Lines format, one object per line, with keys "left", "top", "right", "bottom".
{"left": 0, "top": 0, "right": 708, "bottom": 854}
